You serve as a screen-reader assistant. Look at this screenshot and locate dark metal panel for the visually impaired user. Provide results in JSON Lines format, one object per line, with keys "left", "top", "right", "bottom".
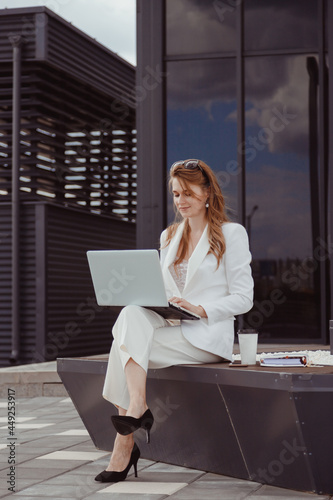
{"left": 136, "top": 0, "right": 166, "bottom": 248}
{"left": 0, "top": 11, "right": 36, "bottom": 61}
{"left": 40, "top": 203, "right": 136, "bottom": 361}
{"left": 328, "top": 0, "right": 333, "bottom": 337}
{"left": 35, "top": 12, "right": 48, "bottom": 61}
{"left": 149, "top": 364, "right": 293, "bottom": 391}
{"left": 221, "top": 385, "right": 314, "bottom": 492}
{"left": 145, "top": 377, "right": 248, "bottom": 478}
{"left": 236, "top": 0, "right": 245, "bottom": 226}
{"left": 18, "top": 204, "right": 37, "bottom": 364}
{"left": 10, "top": 34, "right": 22, "bottom": 363}
{"left": 293, "top": 389, "right": 333, "bottom": 495}
{"left": 0, "top": 201, "right": 136, "bottom": 367}
{"left": 46, "top": 15, "right": 135, "bottom": 105}
{"left": 0, "top": 7, "right": 137, "bottom": 222}
{"left": 0, "top": 62, "right": 137, "bottom": 220}
{"left": 34, "top": 203, "right": 47, "bottom": 362}
{"left": 309, "top": 0, "right": 329, "bottom": 344}
{"left": 0, "top": 204, "right": 12, "bottom": 366}
{"left": 0, "top": 202, "right": 37, "bottom": 367}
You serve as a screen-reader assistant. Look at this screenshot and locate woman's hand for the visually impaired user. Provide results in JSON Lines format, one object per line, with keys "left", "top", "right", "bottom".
{"left": 169, "top": 296, "right": 207, "bottom": 318}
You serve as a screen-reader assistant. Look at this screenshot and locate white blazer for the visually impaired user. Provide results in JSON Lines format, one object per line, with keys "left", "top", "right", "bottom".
{"left": 160, "top": 222, "right": 254, "bottom": 361}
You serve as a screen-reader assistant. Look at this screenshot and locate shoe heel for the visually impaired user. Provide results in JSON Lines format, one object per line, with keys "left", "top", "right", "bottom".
{"left": 145, "top": 428, "right": 150, "bottom": 444}
{"left": 134, "top": 461, "right": 138, "bottom": 478}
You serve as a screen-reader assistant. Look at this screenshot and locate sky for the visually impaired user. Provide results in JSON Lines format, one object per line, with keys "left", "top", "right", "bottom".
{"left": 0, "top": 0, "right": 136, "bottom": 65}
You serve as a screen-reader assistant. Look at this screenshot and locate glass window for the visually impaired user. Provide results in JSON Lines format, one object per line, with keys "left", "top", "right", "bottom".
{"left": 244, "top": 0, "right": 318, "bottom": 52}
{"left": 166, "top": 0, "right": 236, "bottom": 56}
{"left": 166, "top": 58, "right": 237, "bottom": 223}
{"left": 244, "top": 54, "right": 321, "bottom": 340}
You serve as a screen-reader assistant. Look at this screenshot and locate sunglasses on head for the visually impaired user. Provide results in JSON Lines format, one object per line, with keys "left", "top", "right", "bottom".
{"left": 171, "top": 159, "right": 204, "bottom": 174}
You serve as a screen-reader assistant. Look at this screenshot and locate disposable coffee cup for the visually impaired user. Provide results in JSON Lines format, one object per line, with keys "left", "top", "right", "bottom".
{"left": 237, "top": 329, "right": 258, "bottom": 365}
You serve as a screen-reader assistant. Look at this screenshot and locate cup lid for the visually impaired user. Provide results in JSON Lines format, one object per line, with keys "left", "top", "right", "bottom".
{"left": 237, "top": 329, "right": 258, "bottom": 334}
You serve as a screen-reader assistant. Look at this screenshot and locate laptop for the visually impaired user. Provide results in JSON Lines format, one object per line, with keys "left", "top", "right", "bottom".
{"left": 86, "top": 249, "right": 201, "bottom": 320}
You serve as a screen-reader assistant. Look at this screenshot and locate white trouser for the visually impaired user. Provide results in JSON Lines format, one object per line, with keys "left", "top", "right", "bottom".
{"left": 102, "top": 305, "right": 222, "bottom": 409}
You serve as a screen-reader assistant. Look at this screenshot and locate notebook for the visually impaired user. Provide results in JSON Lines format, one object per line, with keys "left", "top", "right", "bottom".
{"left": 259, "top": 354, "right": 308, "bottom": 367}
{"left": 86, "top": 249, "right": 201, "bottom": 320}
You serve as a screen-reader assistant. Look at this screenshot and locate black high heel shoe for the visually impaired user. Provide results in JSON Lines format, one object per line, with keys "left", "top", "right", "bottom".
{"left": 94, "top": 442, "right": 140, "bottom": 483}
{"left": 111, "top": 409, "right": 154, "bottom": 444}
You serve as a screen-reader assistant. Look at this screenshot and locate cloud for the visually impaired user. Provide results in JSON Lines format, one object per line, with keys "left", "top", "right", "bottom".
{"left": 244, "top": 0, "right": 317, "bottom": 52}
{"left": 246, "top": 163, "right": 314, "bottom": 260}
{"left": 166, "top": 0, "right": 236, "bottom": 55}
{"left": 244, "top": 55, "right": 312, "bottom": 157}
{"left": 167, "top": 58, "right": 236, "bottom": 111}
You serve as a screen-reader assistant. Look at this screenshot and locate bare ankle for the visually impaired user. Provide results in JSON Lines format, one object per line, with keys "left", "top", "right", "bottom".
{"left": 127, "top": 398, "right": 147, "bottom": 418}
{"left": 115, "top": 434, "right": 134, "bottom": 447}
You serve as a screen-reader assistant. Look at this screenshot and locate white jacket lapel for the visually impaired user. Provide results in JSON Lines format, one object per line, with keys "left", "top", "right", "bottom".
{"left": 184, "top": 224, "right": 210, "bottom": 292}
{"left": 162, "top": 222, "right": 184, "bottom": 270}
{"left": 162, "top": 222, "right": 184, "bottom": 295}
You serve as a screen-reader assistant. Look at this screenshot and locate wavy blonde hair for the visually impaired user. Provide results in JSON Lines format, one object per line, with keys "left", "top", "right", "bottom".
{"left": 164, "top": 159, "right": 229, "bottom": 267}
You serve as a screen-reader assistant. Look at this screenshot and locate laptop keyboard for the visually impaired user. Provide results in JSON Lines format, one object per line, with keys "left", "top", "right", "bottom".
{"left": 168, "top": 302, "right": 201, "bottom": 319}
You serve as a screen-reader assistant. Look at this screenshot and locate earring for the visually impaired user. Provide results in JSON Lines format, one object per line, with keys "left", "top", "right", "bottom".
{"left": 205, "top": 202, "right": 209, "bottom": 208}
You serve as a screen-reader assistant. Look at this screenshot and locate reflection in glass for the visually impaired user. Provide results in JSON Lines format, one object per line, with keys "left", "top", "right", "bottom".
{"left": 244, "top": 0, "right": 318, "bottom": 51}
{"left": 244, "top": 55, "right": 321, "bottom": 340}
{"left": 166, "top": 0, "right": 236, "bottom": 56}
{"left": 166, "top": 58, "right": 237, "bottom": 223}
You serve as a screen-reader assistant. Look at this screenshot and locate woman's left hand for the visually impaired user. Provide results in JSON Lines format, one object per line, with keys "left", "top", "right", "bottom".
{"left": 169, "top": 296, "right": 207, "bottom": 318}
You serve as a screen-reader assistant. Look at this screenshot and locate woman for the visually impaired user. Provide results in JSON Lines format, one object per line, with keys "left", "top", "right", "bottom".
{"left": 95, "top": 159, "right": 254, "bottom": 483}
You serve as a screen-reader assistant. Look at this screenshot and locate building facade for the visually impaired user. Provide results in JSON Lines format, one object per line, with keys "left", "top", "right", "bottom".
{"left": 0, "top": 7, "right": 137, "bottom": 366}
{"left": 136, "top": 0, "right": 332, "bottom": 344}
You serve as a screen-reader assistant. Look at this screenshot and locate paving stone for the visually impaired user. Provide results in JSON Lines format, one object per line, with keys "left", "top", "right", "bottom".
{"left": 5, "top": 478, "right": 45, "bottom": 492}
{"left": 168, "top": 477, "right": 260, "bottom": 500}
{"left": 27, "top": 473, "right": 106, "bottom": 498}
{"left": 0, "top": 496, "right": 75, "bottom": 500}
{"left": 34, "top": 472, "right": 106, "bottom": 486}
{"left": 2, "top": 466, "right": 69, "bottom": 480}
{"left": 246, "top": 484, "right": 331, "bottom": 499}
{"left": 9, "top": 453, "right": 45, "bottom": 464}
{"left": 16, "top": 458, "right": 90, "bottom": 469}
{"left": 84, "top": 493, "right": 164, "bottom": 500}
{"left": 8, "top": 483, "right": 100, "bottom": 498}
{"left": 133, "top": 470, "right": 203, "bottom": 484}
{"left": 36, "top": 450, "right": 108, "bottom": 461}
{"left": 100, "top": 480, "right": 188, "bottom": 496}
{"left": 146, "top": 462, "right": 203, "bottom": 475}
{"left": 18, "top": 436, "right": 90, "bottom": 449}
{"left": 198, "top": 472, "right": 253, "bottom": 483}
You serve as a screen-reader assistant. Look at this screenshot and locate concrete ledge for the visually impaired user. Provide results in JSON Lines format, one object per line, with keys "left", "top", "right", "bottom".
{"left": 0, "top": 382, "right": 68, "bottom": 398}
{"left": 0, "top": 361, "right": 68, "bottom": 397}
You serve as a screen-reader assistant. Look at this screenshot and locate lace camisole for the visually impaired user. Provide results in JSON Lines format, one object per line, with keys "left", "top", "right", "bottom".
{"left": 169, "top": 259, "right": 188, "bottom": 293}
